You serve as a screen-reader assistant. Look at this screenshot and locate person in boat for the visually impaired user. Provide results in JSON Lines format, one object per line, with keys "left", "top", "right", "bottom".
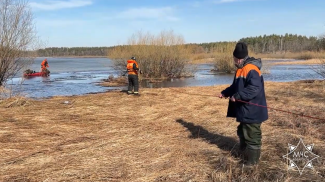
{"left": 41, "top": 59, "right": 49, "bottom": 72}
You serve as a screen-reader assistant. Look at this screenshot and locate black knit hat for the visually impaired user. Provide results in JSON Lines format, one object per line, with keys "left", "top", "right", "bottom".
{"left": 233, "top": 42, "right": 248, "bottom": 59}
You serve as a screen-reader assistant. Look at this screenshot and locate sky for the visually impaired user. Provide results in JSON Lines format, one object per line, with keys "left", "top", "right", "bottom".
{"left": 29, "top": 0, "right": 325, "bottom": 47}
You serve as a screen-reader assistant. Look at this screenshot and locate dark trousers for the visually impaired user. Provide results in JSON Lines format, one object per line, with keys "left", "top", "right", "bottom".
{"left": 128, "top": 74, "right": 139, "bottom": 93}
{"left": 237, "top": 123, "right": 262, "bottom": 150}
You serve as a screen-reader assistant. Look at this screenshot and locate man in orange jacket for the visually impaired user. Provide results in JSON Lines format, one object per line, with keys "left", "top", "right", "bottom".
{"left": 126, "top": 57, "right": 141, "bottom": 95}
{"left": 41, "top": 58, "right": 49, "bottom": 72}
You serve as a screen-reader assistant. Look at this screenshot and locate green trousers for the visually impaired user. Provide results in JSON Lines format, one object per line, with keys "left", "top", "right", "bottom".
{"left": 237, "top": 123, "right": 262, "bottom": 150}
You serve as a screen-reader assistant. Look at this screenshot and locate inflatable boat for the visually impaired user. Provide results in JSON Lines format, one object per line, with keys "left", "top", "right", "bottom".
{"left": 24, "top": 72, "right": 48, "bottom": 77}
{"left": 23, "top": 69, "right": 50, "bottom": 77}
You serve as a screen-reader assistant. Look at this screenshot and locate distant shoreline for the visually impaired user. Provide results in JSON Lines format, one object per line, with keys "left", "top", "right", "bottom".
{"left": 36, "top": 56, "right": 324, "bottom": 65}
{"left": 190, "top": 57, "right": 324, "bottom": 65}
{"left": 37, "top": 56, "right": 107, "bottom": 58}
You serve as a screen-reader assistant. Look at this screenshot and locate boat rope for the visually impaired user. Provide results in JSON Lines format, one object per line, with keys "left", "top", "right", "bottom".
{"left": 168, "top": 88, "right": 325, "bottom": 121}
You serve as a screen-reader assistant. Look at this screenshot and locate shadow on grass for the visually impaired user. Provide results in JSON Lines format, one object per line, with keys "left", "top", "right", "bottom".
{"left": 176, "top": 118, "right": 240, "bottom": 158}
{"left": 175, "top": 118, "right": 324, "bottom": 181}
{"left": 120, "top": 90, "right": 129, "bottom": 94}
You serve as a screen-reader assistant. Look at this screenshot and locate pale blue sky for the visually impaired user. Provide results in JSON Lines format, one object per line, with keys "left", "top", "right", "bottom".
{"left": 30, "top": 0, "right": 325, "bottom": 47}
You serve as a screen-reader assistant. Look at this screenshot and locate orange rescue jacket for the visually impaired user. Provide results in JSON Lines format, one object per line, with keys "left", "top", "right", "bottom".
{"left": 41, "top": 59, "right": 49, "bottom": 69}
{"left": 127, "top": 60, "right": 139, "bottom": 75}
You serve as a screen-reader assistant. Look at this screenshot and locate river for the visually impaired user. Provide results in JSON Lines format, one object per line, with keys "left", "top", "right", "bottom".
{"left": 5, "top": 57, "right": 323, "bottom": 99}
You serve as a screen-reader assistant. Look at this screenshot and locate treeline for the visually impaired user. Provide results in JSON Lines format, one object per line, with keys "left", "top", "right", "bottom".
{"left": 196, "top": 34, "right": 325, "bottom": 54}
{"left": 239, "top": 34, "right": 324, "bottom": 53}
{"left": 36, "top": 47, "right": 109, "bottom": 57}
{"left": 35, "top": 33, "right": 325, "bottom": 57}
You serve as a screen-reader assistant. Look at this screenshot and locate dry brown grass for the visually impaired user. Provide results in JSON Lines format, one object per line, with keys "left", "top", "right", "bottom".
{"left": 193, "top": 45, "right": 271, "bottom": 74}
{"left": 51, "top": 56, "right": 107, "bottom": 58}
{"left": 211, "top": 43, "right": 237, "bottom": 73}
{"left": 272, "top": 59, "right": 323, "bottom": 65}
{"left": 189, "top": 53, "right": 216, "bottom": 62}
{"left": 190, "top": 51, "right": 325, "bottom": 64}
{"left": 251, "top": 51, "right": 325, "bottom": 60}
{"left": 0, "top": 81, "right": 324, "bottom": 181}
{"left": 190, "top": 58, "right": 215, "bottom": 64}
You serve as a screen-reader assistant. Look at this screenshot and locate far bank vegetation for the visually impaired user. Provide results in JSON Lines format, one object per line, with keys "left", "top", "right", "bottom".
{"left": 36, "top": 33, "right": 325, "bottom": 75}
{"left": 36, "top": 33, "right": 325, "bottom": 59}
{"left": 107, "top": 30, "right": 194, "bottom": 80}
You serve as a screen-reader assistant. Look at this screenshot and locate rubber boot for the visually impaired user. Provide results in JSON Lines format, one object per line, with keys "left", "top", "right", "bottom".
{"left": 244, "top": 148, "right": 261, "bottom": 166}
{"left": 241, "top": 148, "right": 260, "bottom": 174}
{"left": 235, "top": 138, "right": 246, "bottom": 159}
{"left": 239, "top": 138, "right": 247, "bottom": 152}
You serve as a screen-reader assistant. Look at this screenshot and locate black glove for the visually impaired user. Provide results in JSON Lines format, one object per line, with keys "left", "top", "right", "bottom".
{"left": 232, "top": 92, "right": 241, "bottom": 100}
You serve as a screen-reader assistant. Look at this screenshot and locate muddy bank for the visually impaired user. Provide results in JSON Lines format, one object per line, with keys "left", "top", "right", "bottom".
{"left": 100, "top": 76, "right": 128, "bottom": 87}
{"left": 99, "top": 74, "right": 196, "bottom": 88}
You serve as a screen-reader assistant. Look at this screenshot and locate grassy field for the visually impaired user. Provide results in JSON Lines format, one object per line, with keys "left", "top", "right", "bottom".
{"left": 0, "top": 80, "right": 324, "bottom": 181}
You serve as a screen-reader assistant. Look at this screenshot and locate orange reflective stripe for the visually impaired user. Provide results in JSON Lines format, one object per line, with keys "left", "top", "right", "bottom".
{"left": 243, "top": 64, "right": 261, "bottom": 76}
{"left": 235, "top": 64, "right": 261, "bottom": 79}
{"left": 235, "top": 68, "right": 243, "bottom": 79}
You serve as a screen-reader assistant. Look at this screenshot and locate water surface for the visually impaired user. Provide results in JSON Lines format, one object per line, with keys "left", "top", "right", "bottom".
{"left": 6, "top": 57, "right": 323, "bottom": 98}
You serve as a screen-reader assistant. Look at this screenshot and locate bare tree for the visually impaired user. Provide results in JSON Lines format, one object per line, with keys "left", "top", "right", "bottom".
{"left": 0, "top": 0, "right": 40, "bottom": 86}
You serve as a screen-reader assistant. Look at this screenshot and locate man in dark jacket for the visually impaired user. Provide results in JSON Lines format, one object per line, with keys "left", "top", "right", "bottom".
{"left": 219, "top": 42, "right": 268, "bottom": 166}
